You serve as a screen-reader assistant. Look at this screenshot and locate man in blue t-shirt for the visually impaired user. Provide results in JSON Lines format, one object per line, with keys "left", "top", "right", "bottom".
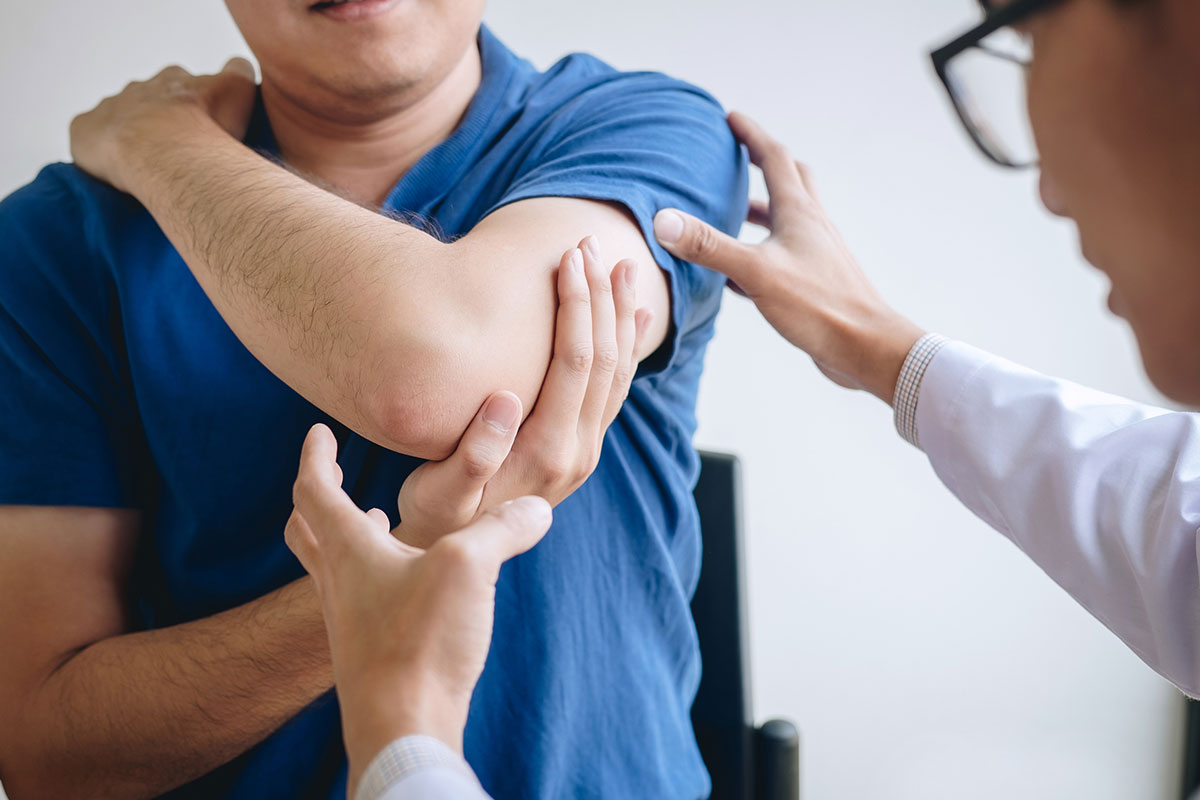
{"left": 0, "top": 4, "right": 746, "bottom": 798}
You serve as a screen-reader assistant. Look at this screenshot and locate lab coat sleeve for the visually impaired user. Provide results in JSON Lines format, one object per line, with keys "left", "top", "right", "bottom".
{"left": 372, "top": 767, "right": 493, "bottom": 800}
{"left": 915, "top": 341, "right": 1200, "bottom": 696}
{"left": 357, "top": 736, "right": 493, "bottom": 800}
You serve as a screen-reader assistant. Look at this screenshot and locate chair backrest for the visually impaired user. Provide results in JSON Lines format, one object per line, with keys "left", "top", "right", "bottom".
{"left": 691, "top": 451, "right": 756, "bottom": 800}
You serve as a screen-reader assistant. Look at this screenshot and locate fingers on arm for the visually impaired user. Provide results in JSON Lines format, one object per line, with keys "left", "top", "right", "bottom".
{"left": 726, "top": 111, "right": 810, "bottom": 212}
{"left": 746, "top": 199, "right": 772, "bottom": 228}
{"left": 529, "top": 248, "right": 593, "bottom": 428}
{"left": 578, "top": 236, "right": 620, "bottom": 432}
{"left": 602, "top": 258, "right": 644, "bottom": 429}
{"left": 653, "top": 208, "right": 754, "bottom": 283}
{"left": 416, "top": 391, "right": 523, "bottom": 508}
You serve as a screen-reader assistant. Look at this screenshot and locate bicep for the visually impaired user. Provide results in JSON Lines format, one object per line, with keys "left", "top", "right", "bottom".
{"left": 459, "top": 196, "right": 671, "bottom": 360}
{"left": 387, "top": 197, "right": 670, "bottom": 459}
{"left": 0, "top": 506, "right": 140, "bottom": 731}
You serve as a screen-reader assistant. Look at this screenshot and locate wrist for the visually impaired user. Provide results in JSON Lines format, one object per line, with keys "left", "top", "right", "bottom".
{"left": 115, "top": 108, "right": 227, "bottom": 198}
{"left": 338, "top": 670, "right": 468, "bottom": 781}
{"left": 827, "top": 305, "right": 925, "bottom": 404}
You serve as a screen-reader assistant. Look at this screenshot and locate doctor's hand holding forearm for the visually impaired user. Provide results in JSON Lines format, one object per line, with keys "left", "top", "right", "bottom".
{"left": 283, "top": 246, "right": 646, "bottom": 800}
{"left": 287, "top": 425, "right": 537, "bottom": 800}
{"left": 655, "top": 109, "right": 1200, "bottom": 699}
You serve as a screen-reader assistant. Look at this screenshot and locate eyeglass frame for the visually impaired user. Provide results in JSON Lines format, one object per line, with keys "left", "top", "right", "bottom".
{"left": 930, "top": 0, "right": 1068, "bottom": 169}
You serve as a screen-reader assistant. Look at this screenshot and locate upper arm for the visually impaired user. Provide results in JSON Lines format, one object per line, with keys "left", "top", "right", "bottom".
{"left": 0, "top": 172, "right": 151, "bottom": 752}
{"left": 918, "top": 343, "right": 1200, "bottom": 694}
{"left": 374, "top": 197, "right": 666, "bottom": 461}
{"left": 0, "top": 506, "right": 140, "bottom": 759}
{"left": 374, "top": 76, "right": 748, "bottom": 459}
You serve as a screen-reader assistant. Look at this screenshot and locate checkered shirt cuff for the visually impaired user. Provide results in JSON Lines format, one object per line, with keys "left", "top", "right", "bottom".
{"left": 355, "top": 735, "right": 480, "bottom": 800}
{"left": 893, "top": 333, "right": 950, "bottom": 449}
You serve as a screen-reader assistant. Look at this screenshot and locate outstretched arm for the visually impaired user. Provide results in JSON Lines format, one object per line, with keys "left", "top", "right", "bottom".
{"left": 70, "top": 62, "right": 670, "bottom": 460}
{"left": 654, "top": 110, "right": 1200, "bottom": 697}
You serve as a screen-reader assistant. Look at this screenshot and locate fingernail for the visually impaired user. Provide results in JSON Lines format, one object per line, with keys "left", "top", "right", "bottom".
{"left": 483, "top": 393, "right": 521, "bottom": 433}
{"left": 569, "top": 248, "right": 584, "bottom": 273}
{"left": 624, "top": 260, "right": 638, "bottom": 290}
{"left": 654, "top": 210, "right": 684, "bottom": 244}
{"left": 582, "top": 235, "right": 600, "bottom": 259}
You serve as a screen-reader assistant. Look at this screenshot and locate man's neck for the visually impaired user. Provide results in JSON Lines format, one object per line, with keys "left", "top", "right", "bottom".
{"left": 261, "top": 44, "right": 483, "bottom": 207}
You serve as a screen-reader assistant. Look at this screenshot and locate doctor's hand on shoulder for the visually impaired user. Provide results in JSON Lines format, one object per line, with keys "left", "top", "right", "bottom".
{"left": 654, "top": 111, "right": 924, "bottom": 405}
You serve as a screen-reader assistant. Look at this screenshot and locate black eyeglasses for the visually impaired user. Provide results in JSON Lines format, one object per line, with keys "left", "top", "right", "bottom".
{"left": 930, "top": 0, "right": 1067, "bottom": 169}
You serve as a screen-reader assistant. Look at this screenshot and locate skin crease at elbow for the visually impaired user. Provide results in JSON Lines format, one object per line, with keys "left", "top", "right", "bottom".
{"left": 1024, "top": 0, "right": 1200, "bottom": 404}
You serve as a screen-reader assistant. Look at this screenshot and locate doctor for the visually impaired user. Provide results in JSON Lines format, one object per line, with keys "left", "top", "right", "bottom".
{"left": 655, "top": 0, "right": 1200, "bottom": 699}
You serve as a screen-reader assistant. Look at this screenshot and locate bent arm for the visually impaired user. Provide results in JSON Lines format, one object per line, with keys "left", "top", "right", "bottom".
{"left": 118, "top": 115, "right": 669, "bottom": 460}
{"left": 0, "top": 506, "right": 332, "bottom": 799}
{"left": 914, "top": 341, "right": 1200, "bottom": 695}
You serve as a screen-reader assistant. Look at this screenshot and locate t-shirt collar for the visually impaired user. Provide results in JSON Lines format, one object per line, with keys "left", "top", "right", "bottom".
{"left": 241, "top": 24, "right": 521, "bottom": 209}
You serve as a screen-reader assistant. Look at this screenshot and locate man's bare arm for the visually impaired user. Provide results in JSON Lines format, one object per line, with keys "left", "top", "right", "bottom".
{"left": 70, "top": 65, "right": 671, "bottom": 461}
{"left": 0, "top": 506, "right": 332, "bottom": 799}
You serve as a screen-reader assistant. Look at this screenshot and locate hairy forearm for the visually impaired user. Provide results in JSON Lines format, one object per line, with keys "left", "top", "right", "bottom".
{"left": 3, "top": 578, "right": 331, "bottom": 800}
{"left": 117, "top": 114, "right": 459, "bottom": 455}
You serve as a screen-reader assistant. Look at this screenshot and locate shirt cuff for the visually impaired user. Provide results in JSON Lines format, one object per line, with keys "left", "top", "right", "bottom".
{"left": 892, "top": 333, "right": 951, "bottom": 448}
{"left": 356, "top": 736, "right": 483, "bottom": 800}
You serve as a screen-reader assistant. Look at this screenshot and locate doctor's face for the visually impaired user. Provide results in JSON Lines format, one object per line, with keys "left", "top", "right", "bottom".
{"left": 1024, "top": 0, "right": 1200, "bottom": 403}
{"left": 224, "top": 0, "right": 486, "bottom": 123}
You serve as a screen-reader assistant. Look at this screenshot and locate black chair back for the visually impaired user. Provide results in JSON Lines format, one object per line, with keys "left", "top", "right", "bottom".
{"left": 692, "top": 451, "right": 801, "bottom": 800}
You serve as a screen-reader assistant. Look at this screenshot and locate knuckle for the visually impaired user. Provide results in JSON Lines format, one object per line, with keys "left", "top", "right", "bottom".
{"left": 292, "top": 475, "right": 318, "bottom": 504}
{"left": 765, "top": 139, "right": 792, "bottom": 162}
{"left": 461, "top": 448, "right": 499, "bottom": 481}
{"left": 611, "top": 363, "right": 634, "bottom": 394}
{"left": 690, "top": 223, "right": 719, "bottom": 259}
{"left": 592, "top": 345, "right": 620, "bottom": 374}
{"left": 283, "top": 514, "right": 299, "bottom": 544}
{"left": 564, "top": 343, "right": 594, "bottom": 375}
{"left": 538, "top": 449, "right": 575, "bottom": 484}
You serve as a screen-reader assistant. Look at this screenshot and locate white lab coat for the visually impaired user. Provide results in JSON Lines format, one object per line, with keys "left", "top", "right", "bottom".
{"left": 917, "top": 341, "right": 1200, "bottom": 697}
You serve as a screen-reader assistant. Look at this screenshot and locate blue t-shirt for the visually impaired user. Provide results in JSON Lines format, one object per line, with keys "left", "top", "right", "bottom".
{"left": 0, "top": 26, "right": 747, "bottom": 800}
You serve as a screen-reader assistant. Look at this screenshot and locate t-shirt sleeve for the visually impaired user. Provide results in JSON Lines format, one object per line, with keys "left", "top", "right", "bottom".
{"left": 485, "top": 69, "right": 750, "bottom": 375}
{"left": 0, "top": 166, "right": 149, "bottom": 508}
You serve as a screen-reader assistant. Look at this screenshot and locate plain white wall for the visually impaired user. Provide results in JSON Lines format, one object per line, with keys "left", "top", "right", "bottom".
{"left": 0, "top": 2, "right": 1185, "bottom": 799}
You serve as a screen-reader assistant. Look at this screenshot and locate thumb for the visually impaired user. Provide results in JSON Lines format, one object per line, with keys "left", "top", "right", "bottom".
{"left": 221, "top": 57, "right": 256, "bottom": 83}
{"left": 402, "top": 392, "right": 522, "bottom": 516}
{"left": 204, "top": 57, "right": 257, "bottom": 141}
{"left": 452, "top": 496, "right": 553, "bottom": 567}
{"left": 654, "top": 209, "right": 755, "bottom": 284}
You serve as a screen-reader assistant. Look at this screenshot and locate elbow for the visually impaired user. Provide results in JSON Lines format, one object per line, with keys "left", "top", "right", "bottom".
{"left": 355, "top": 303, "right": 542, "bottom": 460}
{"left": 348, "top": 323, "right": 473, "bottom": 460}
{"left": 367, "top": 387, "right": 463, "bottom": 461}
{"left": 361, "top": 337, "right": 482, "bottom": 461}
